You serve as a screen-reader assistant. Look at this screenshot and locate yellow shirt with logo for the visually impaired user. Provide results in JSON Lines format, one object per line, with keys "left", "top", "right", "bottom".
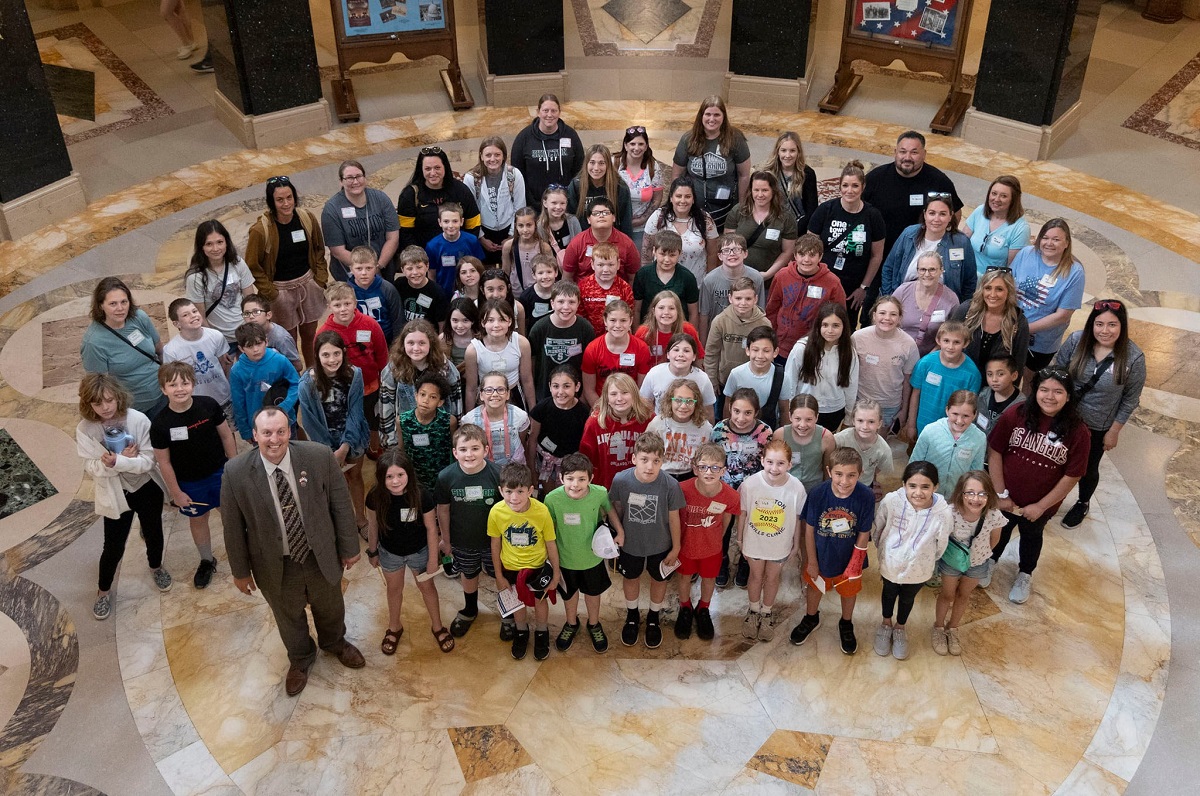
{"left": 487, "top": 498, "right": 556, "bottom": 571}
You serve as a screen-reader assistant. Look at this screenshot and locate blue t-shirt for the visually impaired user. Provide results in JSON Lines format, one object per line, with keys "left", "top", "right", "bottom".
{"left": 910, "top": 352, "right": 981, "bottom": 436}
{"left": 803, "top": 481, "right": 875, "bottom": 577}
{"left": 426, "top": 232, "right": 486, "bottom": 294}
{"left": 1010, "top": 245, "right": 1085, "bottom": 354}
{"left": 964, "top": 206, "right": 1030, "bottom": 274}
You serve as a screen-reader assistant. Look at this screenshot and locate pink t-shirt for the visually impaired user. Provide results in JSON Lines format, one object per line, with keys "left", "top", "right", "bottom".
{"left": 852, "top": 326, "right": 919, "bottom": 409}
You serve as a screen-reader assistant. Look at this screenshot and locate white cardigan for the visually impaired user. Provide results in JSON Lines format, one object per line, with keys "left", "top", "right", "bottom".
{"left": 76, "top": 410, "right": 163, "bottom": 519}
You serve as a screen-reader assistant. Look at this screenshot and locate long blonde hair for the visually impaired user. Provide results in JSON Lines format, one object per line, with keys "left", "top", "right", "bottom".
{"left": 963, "top": 270, "right": 1020, "bottom": 352}
{"left": 761, "top": 131, "right": 808, "bottom": 207}
{"left": 595, "top": 373, "right": 653, "bottom": 429}
{"left": 1035, "top": 218, "right": 1078, "bottom": 281}
{"left": 640, "top": 291, "right": 686, "bottom": 340}
{"left": 574, "top": 144, "right": 622, "bottom": 219}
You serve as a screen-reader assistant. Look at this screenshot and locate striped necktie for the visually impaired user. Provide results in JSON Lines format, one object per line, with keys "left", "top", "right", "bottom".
{"left": 273, "top": 468, "right": 310, "bottom": 562}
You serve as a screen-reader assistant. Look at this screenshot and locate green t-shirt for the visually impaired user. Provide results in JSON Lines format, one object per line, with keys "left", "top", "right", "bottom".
{"left": 544, "top": 484, "right": 611, "bottom": 571}
{"left": 631, "top": 264, "right": 700, "bottom": 322}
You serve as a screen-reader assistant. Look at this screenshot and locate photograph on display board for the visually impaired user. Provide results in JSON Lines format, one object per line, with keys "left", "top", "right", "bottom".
{"left": 849, "top": 0, "right": 961, "bottom": 49}
{"left": 340, "top": 0, "right": 443, "bottom": 36}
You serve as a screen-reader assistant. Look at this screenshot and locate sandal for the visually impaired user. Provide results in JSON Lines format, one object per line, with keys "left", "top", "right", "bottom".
{"left": 432, "top": 627, "right": 455, "bottom": 653}
{"left": 381, "top": 627, "right": 402, "bottom": 655}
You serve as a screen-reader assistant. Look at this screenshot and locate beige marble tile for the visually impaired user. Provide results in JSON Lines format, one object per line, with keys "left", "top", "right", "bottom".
{"left": 115, "top": 595, "right": 169, "bottom": 680}
{"left": 124, "top": 664, "right": 201, "bottom": 762}
{"left": 460, "top": 763, "right": 560, "bottom": 795}
{"left": 746, "top": 729, "right": 832, "bottom": 790}
{"left": 1055, "top": 758, "right": 1128, "bottom": 796}
{"left": 722, "top": 767, "right": 815, "bottom": 794}
{"left": 155, "top": 740, "right": 246, "bottom": 796}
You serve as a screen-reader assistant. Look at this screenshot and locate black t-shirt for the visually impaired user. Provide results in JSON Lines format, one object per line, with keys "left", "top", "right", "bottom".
{"left": 862, "top": 162, "right": 962, "bottom": 257}
{"left": 806, "top": 198, "right": 887, "bottom": 296}
{"left": 149, "top": 396, "right": 227, "bottom": 482}
{"left": 394, "top": 278, "right": 449, "bottom": 328}
{"left": 322, "top": 378, "right": 349, "bottom": 444}
{"left": 528, "top": 397, "right": 591, "bottom": 459}
{"left": 526, "top": 315, "right": 595, "bottom": 403}
{"left": 274, "top": 216, "right": 311, "bottom": 282}
{"left": 367, "top": 484, "right": 436, "bottom": 556}
{"left": 519, "top": 285, "right": 553, "bottom": 327}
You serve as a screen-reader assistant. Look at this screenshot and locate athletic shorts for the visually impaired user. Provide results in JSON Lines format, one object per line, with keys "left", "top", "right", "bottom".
{"left": 450, "top": 544, "right": 496, "bottom": 579}
{"left": 178, "top": 469, "right": 223, "bottom": 517}
{"left": 802, "top": 569, "right": 862, "bottom": 597}
{"left": 677, "top": 551, "right": 722, "bottom": 579}
{"left": 558, "top": 562, "right": 612, "bottom": 599}
{"left": 617, "top": 549, "right": 671, "bottom": 582}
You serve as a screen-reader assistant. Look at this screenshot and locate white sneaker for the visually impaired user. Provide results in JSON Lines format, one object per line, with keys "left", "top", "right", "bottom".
{"left": 947, "top": 627, "right": 962, "bottom": 656}
{"left": 742, "top": 610, "right": 760, "bottom": 640}
{"left": 979, "top": 559, "right": 995, "bottom": 589}
{"left": 873, "top": 623, "right": 893, "bottom": 656}
{"left": 176, "top": 42, "right": 199, "bottom": 60}
{"left": 1009, "top": 572, "right": 1032, "bottom": 604}
{"left": 892, "top": 626, "right": 910, "bottom": 660}
{"left": 757, "top": 612, "right": 776, "bottom": 642}
{"left": 931, "top": 626, "right": 948, "bottom": 656}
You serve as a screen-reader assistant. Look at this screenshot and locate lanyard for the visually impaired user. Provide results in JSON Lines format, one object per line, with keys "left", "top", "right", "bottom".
{"left": 891, "top": 500, "right": 936, "bottom": 555}
{"left": 481, "top": 405, "right": 512, "bottom": 462}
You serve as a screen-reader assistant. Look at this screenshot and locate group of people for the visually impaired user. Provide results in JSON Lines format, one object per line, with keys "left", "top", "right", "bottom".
{"left": 74, "top": 96, "right": 1145, "bottom": 690}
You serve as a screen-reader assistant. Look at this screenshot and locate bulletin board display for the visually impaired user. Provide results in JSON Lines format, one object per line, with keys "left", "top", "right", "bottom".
{"left": 848, "top": 0, "right": 964, "bottom": 51}
{"left": 339, "top": 0, "right": 447, "bottom": 38}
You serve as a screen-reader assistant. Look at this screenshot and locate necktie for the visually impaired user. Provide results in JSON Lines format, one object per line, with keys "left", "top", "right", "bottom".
{"left": 274, "top": 468, "right": 310, "bottom": 562}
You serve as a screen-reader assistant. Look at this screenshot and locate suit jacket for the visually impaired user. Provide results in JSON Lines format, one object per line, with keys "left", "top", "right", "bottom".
{"left": 220, "top": 441, "right": 358, "bottom": 592}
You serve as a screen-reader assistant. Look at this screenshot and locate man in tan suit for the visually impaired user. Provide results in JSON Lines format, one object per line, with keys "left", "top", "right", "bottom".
{"left": 221, "top": 406, "right": 364, "bottom": 696}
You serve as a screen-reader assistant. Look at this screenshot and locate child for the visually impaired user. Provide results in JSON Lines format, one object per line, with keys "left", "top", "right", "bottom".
{"left": 544, "top": 452, "right": 625, "bottom": 653}
{"left": 379, "top": 319, "right": 463, "bottom": 446}
{"left": 434, "top": 425, "right": 505, "bottom": 640}
{"left": 394, "top": 246, "right": 449, "bottom": 331}
{"left": 299, "top": 331, "right": 370, "bottom": 526}
{"left": 766, "top": 232, "right": 847, "bottom": 361}
{"left": 347, "top": 246, "right": 403, "bottom": 344}
{"left": 906, "top": 322, "right": 982, "bottom": 441}
{"left": 489, "top": 463, "right": 561, "bottom": 660}
{"left": 853, "top": 296, "right": 918, "bottom": 433}
{"left": 711, "top": 387, "right": 774, "bottom": 588}
{"left": 578, "top": 242, "right": 635, "bottom": 334}
{"left": 527, "top": 280, "right": 595, "bottom": 404}
{"left": 911, "top": 390, "right": 987, "bottom": 498}
{"left": 870, "top": 461, "right": 953, "bottom": 661}
{"left": 502, "top": 207, "right": 553, "bottom": 293}
{"left": 537, "top": 184, "right": 583, "bottom": 261}
{"left": 635, "top": 290, "right": 705, "bottom": 367}
{"left": 632, "top": 229, "right": 699, "bottom": 326}
{"left": 609, "top": 434, "right": 686, "bottom": 649}
{"left": 317, "top": 281, "right": 389, "bottom": 455}
{"left": 698, "top": 233, "right": 766, "bottom": 343}
{"left": 184, "top": 220, "right": 255, "bottom": 346}
{"left": 464, "top": 299, "right": 536, "bottom": 411}
{"left": 463, "top": 136, "right": 525, "bottom": 266}
{"left": 427, "top": 203, "right": 486, "bottom": 295}
{"left": 366, "top": 450, "right": 454, "bottom": 655}
{"left": 579, "top": 373, "right": 654, "bottom": 489}
{"left": 528, "top": 365, "right": 591, "bottom": 496}
{"left": 738, "top": 439, "right": 806, "bottom": 641}
{"left": 396, "top": 370, "right": 457, "bottom": 490}
{"left": 462, "top": 371, "right": 531, "bottom": 467}
{"left": 162, "top": 298, "right": 233, "bottom": 418}
{"left": 452, "top": 256, "right": 485, "bottom": 305}
{"left": 239, "top": 294, "right": 302, "bottom": 372}
{"left": 646, "top": 378, "right": 714, "bottom": 479}
{"left": 76, "top": 374, "right": 172, "bottom": 621}
{"left": 674, "top": 443, "right": 740, "bottom": 640}
{"left": 790, "top": 447, "right": 875, "bottom": 653}
{"left": 581, "top": 300, "right": 652, "bottom": 407}
{"left": 640, "top": 333, "right": 716, "bottom": 422}
{"left": 482, "top": 268, "right": 528, "bottom": 335}
{"left": 446, "top": 297, "right": 480, "bottom": 376}
{"left": 724, "top": 326, "right": 787, "bottom": 428}
{"left": 782, "top": 302, "right": 859, "bottom": 432}
{"left": 517, "top": 253, "right": 559, "bottom": 325}
{"left": 774, "top": 394, "right": 836, "bottom": 492}
{"left": 976, "top": 355, "right": 1025, "bottom": 433}
{"left": 150, "top": 362, "right": 236, "bottom": 589}
{"left": 228, "top": 322, "right": 299, "bottom": 442}
{"left": 703, "top": 277, "right": 768, "bottom": 418}
{"left": 833, "top": 399, "right": 894, "bottom": 497}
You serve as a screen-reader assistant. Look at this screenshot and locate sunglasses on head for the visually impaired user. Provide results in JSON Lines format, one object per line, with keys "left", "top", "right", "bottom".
{"left": 927, "top": 192, "right": 952, "bottom": 202}
{"left": 1039, "top": 366, "right": 1071, "bottom": 382}
{"left": 984, "top": 265, "right": 1012, "bottom": 274}
{"left": 420, "top": 146, "right": 444, "bottom": 155}
{"left": 626, "top": 125, "right": 647, "bottom": 136}
{"left": 266, "top": 175, "right": 291, "bottom": 187}
{"left": 1094, "top": 299, "right": 1123, "bottom": 312}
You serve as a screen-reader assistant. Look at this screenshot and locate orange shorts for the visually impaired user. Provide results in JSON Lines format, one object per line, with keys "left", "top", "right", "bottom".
{"left": 803, "top": 570, "right": 862, "bottom": 597}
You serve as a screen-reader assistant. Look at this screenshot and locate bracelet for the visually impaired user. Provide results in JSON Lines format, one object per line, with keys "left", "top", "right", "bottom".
{"left": 997, "top": 489, "right": 1009, "bottom": 500}
{"left": 366, "top": 549, "right": 379, "bottom": 558}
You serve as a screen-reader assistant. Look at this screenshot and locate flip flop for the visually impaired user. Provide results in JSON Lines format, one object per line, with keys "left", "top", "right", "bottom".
{"left": 381, "top": 627, "right": 402, "bottom": 655}
{"left": 432, "top": 627, "right": 455, "bottom": 653}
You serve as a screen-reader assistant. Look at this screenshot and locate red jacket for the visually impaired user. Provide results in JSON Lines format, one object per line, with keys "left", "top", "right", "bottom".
{"left": 317, "top": 311, "right": 389, "bottom": 393}
{"left": 766, "top": 263, "right": 847, "bottom": 359}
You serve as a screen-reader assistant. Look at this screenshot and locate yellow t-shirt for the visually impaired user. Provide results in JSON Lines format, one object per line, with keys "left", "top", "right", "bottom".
{"left": 487, "top": 498, "right": 556, "bottom": 571}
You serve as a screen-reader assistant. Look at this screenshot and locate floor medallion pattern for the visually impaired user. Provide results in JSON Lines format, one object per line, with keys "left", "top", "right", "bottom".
{"left": 1123, "top": 48, "right": 1200, "bottom": 153}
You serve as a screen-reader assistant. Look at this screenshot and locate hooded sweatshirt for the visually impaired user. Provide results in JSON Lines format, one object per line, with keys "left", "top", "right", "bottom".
{"left": 511, "top": 119, "right": 585, "bottom": 212}
{"left": 871, "top": 488, "right": 953, "bottom": 584}
{"left": 704, "top": 304, "right": 769, "bottom": 387}
{"left": 349, "top": 274, "right": 404, "bottom": 344}
{"left": 766, "top": 262, "right": 848, "bottom": 359}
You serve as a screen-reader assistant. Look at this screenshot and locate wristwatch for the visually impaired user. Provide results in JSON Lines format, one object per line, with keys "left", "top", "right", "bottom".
{"left": 997, "top": 489, "right": 1009, "bottom": 499}
{"left": 366, "top": 549, "right": 379, "bottom": 558}
{"left": 860, "top": 284, "right": 870, "bottom": 291}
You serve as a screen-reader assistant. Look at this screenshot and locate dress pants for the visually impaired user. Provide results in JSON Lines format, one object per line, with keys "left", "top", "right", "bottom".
{"left": 260, "top": 553, "right": 347, "bottom": 669}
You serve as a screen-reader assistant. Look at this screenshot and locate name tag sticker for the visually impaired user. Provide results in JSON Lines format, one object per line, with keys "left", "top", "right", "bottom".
{"left": 464, "top": 485, "right": 484, "bottom": 500}
{"left": 260, "top": 381, "right": 271, "bottom": 392}
{"left": 930, "top": 310, "right": 946, "bottom": 323}
{"left": 510, "top": 531, "right": 530, "bottom": 546}
{"left": 491, "top": 357, "right": 506, "bottom": 371}
{"left": 977, "top": 415, "right": 990, "bottom": 429}
{"left": 864, "top": 354, "right": 880, "bottom": 365}
{"left": 416, "top": 293, "right": 433, "bottom": 307}
{"left": 534, "top": 302, "right": 550, "bottom": 315}
{"left": 560, "top": 138, "right": 572, "bottom": 149}
{"left": 707, "top": 501, "right": 726, "bottom": 514}
{"left": 540, "top": 437, "right": 557, "bottom": 452}
{"left": 291, "top": 229, "right": 306, "bottom": 243}
{"left": 764, "top": 228, "right": 780, "bottom": 241}
{"left": 355, "top": 330, "right": 372, "bottom": 343}
{"left": 399, "top": 508, "right": 418, "bottom": 522}
{"left": 910, "top": 194, "right": 924, "bottom": 206}
{"left": 740, "top": 440, "right": 759, "bottom": 455}
{"left": 806, "top": 286, "right": 824, "bottom": 300}
{"left": 170, "top": 426, "right": 188, "bottom": 441}
{"left": 366, "top": 296, "right": 382, "bottom": 309}
{"left": 567, "top": 344, "right": 583, "bottom": 356}
{"left": 627, "top": 493, "right": 647, "bottom": 507}
{"left": 650, "top": 345, "right": 663, "bottom": 356}
{"left": 831, "top": 518, "right": 851, "bottom": 532}
{"left": 441, "top": 255, "right": 456, "bottom": 268}
{"left": 949, "top": 248, "right": 964, "bottom": 262}
{"left": 989, "top": 234, "right": 1005, "bottom": 248}
{"left": 412, "top": 433, "right": 430, "bottom": 447}
{"left": 1039, "top": 274, "right": 1058, "bottom": 288}
{"left": 341, "top": 206, "right": 356, "bottom": 219}
{"left": 127, "top": 330, "right": 146, "bottom": 347}
{"left": 564, "top": 512, "right": 581, "bottom": 525}
{"left": 585, "top": 245, "right": 594, "bottom": 257}
{"left": 926, "top": 372, "right": 943, "bottom": 386}
{"left": 714, "top": 187, "right": 731, "bottom": 201}
{"left": 850, "top": 230, "right": 867, "bottom": 244}
{"left": 619, "top": 353, "right": 636, "bottom": 367}
{"left": 605, "top": 294, "right": 618, "bottom": 305}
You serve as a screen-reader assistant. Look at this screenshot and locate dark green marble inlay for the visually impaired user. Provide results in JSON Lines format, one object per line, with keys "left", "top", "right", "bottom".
{"left": 42, "top": 62, "right": 96, "bottom": 122}
{"left": 0, "top": 430, "right": 57, "bottom": 521}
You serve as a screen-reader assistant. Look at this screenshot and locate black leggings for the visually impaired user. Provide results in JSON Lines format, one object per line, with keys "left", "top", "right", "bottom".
{"left": 98, "top": 480, "right": 165, "bottom": 592}
{"left": 881, "top": 579, "right": 924, "bottom": 625}
{"left": 1077, "top": 427, "right": 1109, "bottom": 504}
{"left": 990, "top": 510, "right": 1052, "bottom": 575}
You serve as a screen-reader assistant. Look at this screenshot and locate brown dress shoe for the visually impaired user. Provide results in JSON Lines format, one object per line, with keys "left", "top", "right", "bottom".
{"left": 335, "top": 641, "right": 366, "bottom": 668}
{"left": 285, "top": 665, "right": 310, "bottom": 696}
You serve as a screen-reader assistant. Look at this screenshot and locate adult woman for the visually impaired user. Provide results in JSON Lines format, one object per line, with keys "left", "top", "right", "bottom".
{"left": 881, "top": 196, "right": 976, "bottom": 300}
{"left": 671, "top": 96, "right": 751, "bottom": 228}
{"left": 892, "top": 252, "right": 961, "bottom": 356}
{"left": 950, "top": 266, "right": 1030, "bottom": 374}
{"left": 961, "top": 176, "right": 1029, "bottom": 273}
{"left": 722, "top": 171, "right": 798, "bottom": 280}
{"left": 462, "top": 136, "right": 527, "bottom": 267}
{"left": 184, "top": 220, "right": 255, "bottom": 353}
{"left": 321, "top": 161, "right": 400, "bottom": 282}
{"left": 510, "top": 94, "right": 584, "bottom": 213}
{"left": 615, "top": 126, "right": 665, "bottom": 250}
{"left": 852, "top": 296, "right": 919, "bottom": 432}
{"left": 1011, "top": 218, "right": 1085, "bottom": 377}
{"left": 246, "top": 175, "right": 330, "bottom": 367}
{"left": 985, "top": 367, "right": 1090, "bottom": 604}
{"left": 1053, "top": 299, "right": 1145, "bottom": 528}
{"left": 567, "top": 143, "right": 634, "bottom": 238}
{"left": 80, "top": 277, "right": 164, "bottom": 416}
{"left": 641, "top": 177, "right": 719, "bottom": 285}
{"left": 806, "top": 161, "right": 886, "bottom": 318}
{"left": 760, "top": 131, "right": 818, "bottom": 233}
{"left": 396, "top": 147, "right": 482, "bottom": 251}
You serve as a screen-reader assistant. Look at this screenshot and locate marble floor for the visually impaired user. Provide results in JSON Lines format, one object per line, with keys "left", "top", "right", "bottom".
{"left": 0, "top": 99, "right": 1197, "bottom": 793}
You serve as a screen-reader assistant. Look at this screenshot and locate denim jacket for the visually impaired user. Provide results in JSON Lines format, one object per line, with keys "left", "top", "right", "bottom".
{"left": 881, "top": 224, "right": 977, "bottom": 300}
{"left": 299, "top": 366, "right": 369, "bottom": 457}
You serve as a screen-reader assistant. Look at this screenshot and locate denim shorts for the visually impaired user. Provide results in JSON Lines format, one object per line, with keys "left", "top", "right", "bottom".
{"left": 937, "top": 557, "right": 990, "bottom": 579}
{"left": 378, "top": 544, "right": 430, "bottom": 574}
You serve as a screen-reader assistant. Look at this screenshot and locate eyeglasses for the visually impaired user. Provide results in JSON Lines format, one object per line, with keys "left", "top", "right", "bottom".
{"left": 695, "top": 464, "right": 725, "bottom": 473}
{"left": 480, "top": 386, "right": 509, "bottom": 395}
{"left": 1094, "top": 299, "right": 1123, "bottom": 312}
{"left": 626, "top": 125, "right": 647, "bottom": 135}
{"left": 420, "top": 146, "right": 444, "bottom": 155}
{"left": 266, "top": 176, "right": 291, "bottom": 187}
{"left": 590, "top": 209, "right": 612, "bottom": 217}
{"left": 670, "top": 397, "right": 698, "bottom": 405}
{"left": 916, "top": 267, "right": 941, "bottom": 275}
{"left": 985, "top": 265, "right": 1013, "bottom": 274}
{"left": 242, "top": 309, "right": 266, "bottom": 318}
{"left": 341, "top": 174, "right": 365, "bottom": 183}
{"left": 720, "top": 247, "right": 746, "bottom": 254}
{"left": 962, "top": 491, "right": 989, "bottom": 499}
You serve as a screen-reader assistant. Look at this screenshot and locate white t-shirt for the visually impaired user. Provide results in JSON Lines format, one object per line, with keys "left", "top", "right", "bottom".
{"left": 739, "top": 470, "right": 805, "bottom": 560}
{"left": 184, "top": 259, "right": 255, "bottom": 342}
{"left": 639, "top": 364, "right": 717, "bottom": 411}
{"left": 163, "top": 327, "right": 232, "bottom": 405}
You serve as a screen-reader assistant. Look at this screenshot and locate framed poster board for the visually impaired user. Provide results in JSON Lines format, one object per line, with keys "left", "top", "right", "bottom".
{"left": 328, "top": 0, "right": 473, "bottom": 122}
{"left": 820, "top": 0, "right": 974, "bottom": 133}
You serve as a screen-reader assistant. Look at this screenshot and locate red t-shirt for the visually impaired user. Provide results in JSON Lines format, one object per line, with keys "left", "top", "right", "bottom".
{"left": 987, "top": 403, "right": 1091, "bottom": 513}
{"left": 317, "top": 311, "right": 388, "bottom": 393}
{"left": 578, "top": 276, "right": 635, "bottom": 334}
{"left": 578, "top": 414, "right": 652, "bottom": 489}
{"left": 634, "top": 323, "right": 706, "bottom": 367}
{"left": 679, "top": 477, "right": 741, "bottom": 559}
{"left": 581, "top": 334, "right": 653, "bottom": 387}
{"left": 562, "top": 228, "right": 641, "bottom": 283}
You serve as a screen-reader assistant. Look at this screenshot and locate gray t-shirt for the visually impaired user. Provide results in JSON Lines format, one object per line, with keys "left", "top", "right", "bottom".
{"left": 672, "top": 133, "right": 751, "bottom": 227}
{"left": 320, "top": 188, "right": 399, "bottom": 280}
{"left": 699, "top": 266, "right": 766, "bottom": 317}
{"left": 608, "top": 468, "right": 686, "bottom": 556}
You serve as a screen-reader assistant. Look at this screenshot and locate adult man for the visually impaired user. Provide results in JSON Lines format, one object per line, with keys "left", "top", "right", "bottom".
{"left": 221, "top": 406, "right": 364, "bottom": 696}
{"left": 560, "top": 198, "right": 641, "bottom": 284}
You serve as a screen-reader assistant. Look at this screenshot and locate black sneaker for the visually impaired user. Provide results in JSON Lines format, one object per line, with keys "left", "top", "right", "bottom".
{"left": 449, "top": 612, "right": 476, "bottom": 637}
{"left": 715, "top": 557, "right": 730, "bottom": 588}
{"left": 838, "top": 618, "right": 858, "bottom": 655}
{"left": 189, "top": 57, "right": 214, "bottom": 74}
{"left": 555, "top": 621, "right": 579, "bottom": 652}
{"left": 511, "top": 629, "right": 530, "bottom": 660}
{"left": 588, "top": 622, "right": 609, "bottom": 653}
{"left": 1062, "top": 500, "right": 1089, "bottom": 528}
{"left": 645, "top": 613, "right": 663, "bottom": 648}
{"left": 621, "top": 613, "right": 640, "bottom": 647}
{"left": 193, "top": 558, "right": 216, "bottom": 589}
{"left": 499, "top": 619, "right": 516, "bottom": 642}
{"left": 790, "top": 612, "right": 821, "bottom": 645}
{"left": 734, "top": 556, "right": 750, "bottom": 589}
{"left": 695, "top": 607, "right": 715, "bottom": 640}
{"left": 674, "top": 605, "right": 694, "bottom": 639}
{"left": 533, "top": 630, "right": 551, "bottom": 660}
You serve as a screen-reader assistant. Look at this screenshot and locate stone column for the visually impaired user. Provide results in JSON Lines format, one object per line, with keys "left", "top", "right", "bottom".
{"left": 203, "top": 0, "right": 330, "bottom": 149}
{"left": 0, "top": 1, "right": 87, "bottom": 242}
{"left": 476, "top": 0, "right": 566, "bottom": 107}
{"left": 725, "top": 0, "right": 818, "bottom": 111}
{"left": 962, "top": 0, "right": 1101, "bottom": 160}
